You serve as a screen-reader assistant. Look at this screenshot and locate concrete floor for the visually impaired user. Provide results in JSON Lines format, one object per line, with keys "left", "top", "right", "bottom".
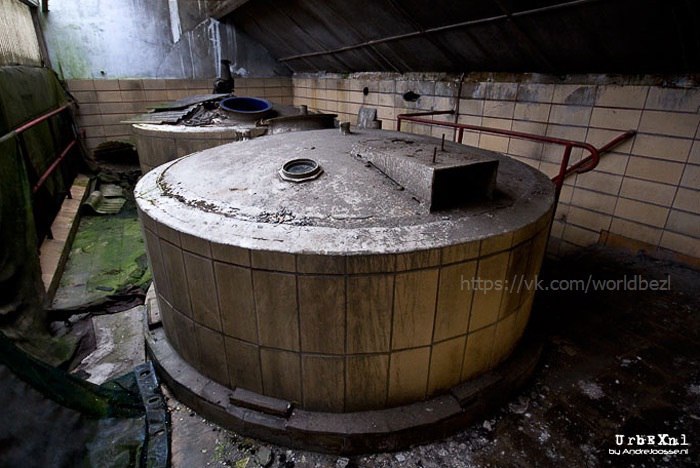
{"left": 52, "top": 205, "right": 150, "bottom": 311}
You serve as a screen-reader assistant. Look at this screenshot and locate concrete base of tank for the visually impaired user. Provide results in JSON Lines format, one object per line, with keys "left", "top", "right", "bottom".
{"left": 144, "top": 288, "right": 542, "bottom": 455}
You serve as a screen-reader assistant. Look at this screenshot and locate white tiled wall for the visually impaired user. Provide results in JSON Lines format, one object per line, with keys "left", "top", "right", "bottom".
{"left": 65, "top": 73, "right": 699, "bottom": 263}
{"left": 292, "top": 73, "right": 700, "bottom": 262}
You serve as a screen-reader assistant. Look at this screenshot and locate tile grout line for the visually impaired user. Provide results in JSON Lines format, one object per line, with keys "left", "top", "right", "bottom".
{"left": 659, "top": 116, "right": 700, "bottom": 250}
{"left": 610, "top": 86, "right": 652, "bottom": 247}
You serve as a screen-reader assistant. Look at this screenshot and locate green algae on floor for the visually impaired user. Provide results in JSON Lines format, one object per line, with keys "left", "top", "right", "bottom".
{"left": 52, "top": 209, "right": 151, "bottom": 310}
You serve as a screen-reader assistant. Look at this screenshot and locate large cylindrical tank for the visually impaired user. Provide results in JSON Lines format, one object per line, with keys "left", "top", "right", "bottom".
{"left": 131, "top": 99, "right": 335, "bottom": 173}
{"left": 135, "top": 128, "right": 554, "bottom": 415}
{"left": 132, "top": 123, "right": 265, "bottom": 174}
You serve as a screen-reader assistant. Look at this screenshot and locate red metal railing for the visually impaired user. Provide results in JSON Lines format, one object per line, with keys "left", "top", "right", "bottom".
{"left": 396, "top": 110, "right": 636, "bottom": 199}
{"left": 0, "top": 103, "right": 77, "bottom": 192}
{"left": 10, "top": 103, "right": 73, "bottom": 135}
{"left": 32, "top": 139, "right": 77, "bottom": 194}
{"left": 0, "top": 102, "right": 79, "bottom": 241}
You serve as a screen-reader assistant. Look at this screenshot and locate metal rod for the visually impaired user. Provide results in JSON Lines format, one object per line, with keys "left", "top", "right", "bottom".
{"left": 278, "top": 0, "right": 603, "bottom": 62}
{"left": 453, "top": 73, "right": 465, "bottom": 141}
{"left": 324, "top": 0, "right": 403, "bottom": 73}
{"left": 0, "top": 103, "right": 72, "bottom": 144}
{"left": 277, "top": 8, "right": 356, "bottom": 72}
{"left": 492, "top": 0, "right": 556, "bottom": 72}
{"left": 553, "top": 145, "right": 574, "bottom": 197}
{"left": 395, "top": 110, "right": 637, "bottom": 194}
{"left": 14, "top": 103, "right": 72, "bottom": 134}
{"left": 563, "top": 130, "right": 636, "bottom": 176}
{"left": 0, "top": 129, "right": 18, "bottom": 146}
{"left": 397, "top": 110, "right": 454, "bottom": 128}
{"left": 402, "top": 110, "right": 455, "bottom": 118}
{"left": 385, "top": 0, "right": 466, "bottom": 71}
{"left": 398, "top": 112, "right": 598, "bottom": 154}
{"left": 1, "top": 102, "right": 80, "bottom": 245}
{"left": 33, "top": 139, "right": 77, "bottom": 194}
{"left": 597, "top": 130, "right": 637, "bottom": 154}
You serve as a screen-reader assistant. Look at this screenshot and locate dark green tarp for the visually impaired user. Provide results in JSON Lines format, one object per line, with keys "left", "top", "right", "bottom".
{"left": 0, "top": 66, "right": 67, "bottom": 133}
{"left": 0, "top": 119, "right": 47, "bottom": 346}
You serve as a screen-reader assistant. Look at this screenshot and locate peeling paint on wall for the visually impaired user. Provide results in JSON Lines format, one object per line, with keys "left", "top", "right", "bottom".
{"left": 207, "top": 19, "right": 221, "bottom": 78}
{"left": 167, "top": 0, "right": 182, "bottom": 44}
{"left": 229, "top": 27, "right": 248, "bottom": 77}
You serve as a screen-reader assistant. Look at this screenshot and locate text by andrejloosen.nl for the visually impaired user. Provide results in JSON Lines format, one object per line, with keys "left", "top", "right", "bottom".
{"left": 608, "top": 433, "right": 690, "bottom": 457}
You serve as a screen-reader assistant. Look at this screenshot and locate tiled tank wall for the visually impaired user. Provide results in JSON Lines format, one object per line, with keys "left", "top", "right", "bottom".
{"left": 64, "top": 78, "right": 293, "bottom": 153}
{"left": 139, "top": 208, "right": 551, "bottom": 412}
{"left": 133, "top": 124, "right": 266, "bottom": 174}
{"left": 292, "top": 73, "right": 700, "bottom": 263}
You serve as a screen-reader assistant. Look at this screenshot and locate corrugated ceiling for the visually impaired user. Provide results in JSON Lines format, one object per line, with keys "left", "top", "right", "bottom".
{"left": 217, "top": 0, "right": 700, "bottom": 74}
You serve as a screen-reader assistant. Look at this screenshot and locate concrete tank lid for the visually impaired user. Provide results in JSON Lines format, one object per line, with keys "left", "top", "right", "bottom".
{"left": 135, "top": 129, "right": 555, "bottom": 254}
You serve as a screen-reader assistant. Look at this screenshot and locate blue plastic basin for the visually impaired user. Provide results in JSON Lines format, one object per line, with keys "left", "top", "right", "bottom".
{"left": 219, "top": 96, "right": 272, "bottom": 114}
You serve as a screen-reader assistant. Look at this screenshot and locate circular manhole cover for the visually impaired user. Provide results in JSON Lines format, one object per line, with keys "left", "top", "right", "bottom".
{"left": 279, "top": 158, "right": 323, "bottom": 182}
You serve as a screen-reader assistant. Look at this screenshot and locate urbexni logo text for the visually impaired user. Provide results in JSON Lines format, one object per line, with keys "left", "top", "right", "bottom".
{"left": 616, "top": 434, "right": 689, "bottom": 446}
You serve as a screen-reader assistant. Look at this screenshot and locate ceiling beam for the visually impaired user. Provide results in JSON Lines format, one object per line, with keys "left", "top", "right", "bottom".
{"left": 208, "top": 0, "right": 252, "bottom": 19}
{"left": 385, "top": 0, "right": 465, "bottom": 71}
{"left": 17, "top": 0, "right": 40, "bottom": 8}
{"left": 492, "top": 0, "right": 557, "bottom": 73}
{"left": 277, "top": 0, "right": 602, "bottom": 63}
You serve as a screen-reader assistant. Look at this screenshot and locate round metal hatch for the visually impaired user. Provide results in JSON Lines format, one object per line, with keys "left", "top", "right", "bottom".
{"left": 279, "top": 158, "right": 323, "bottom": 182}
